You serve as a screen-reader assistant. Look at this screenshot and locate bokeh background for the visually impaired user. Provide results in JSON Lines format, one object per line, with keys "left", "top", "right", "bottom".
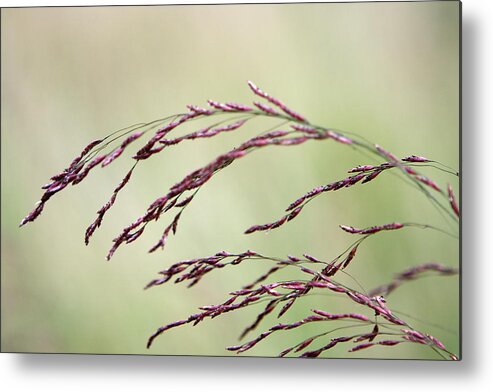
{"left": 1, "top": 2, "right": 459, "bottom": 359}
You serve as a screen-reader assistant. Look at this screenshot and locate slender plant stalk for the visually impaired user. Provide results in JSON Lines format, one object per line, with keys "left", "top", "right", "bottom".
{"left": 21, "top": 81, "right": 459, "bottom": 359}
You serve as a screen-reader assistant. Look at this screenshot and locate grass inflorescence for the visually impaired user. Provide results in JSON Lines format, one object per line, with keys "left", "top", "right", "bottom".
{"left": 21, "top": 81, "right": 459, "bottom": 359}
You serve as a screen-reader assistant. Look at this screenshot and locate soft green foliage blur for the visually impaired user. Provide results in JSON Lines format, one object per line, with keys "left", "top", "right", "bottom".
{"left": 1, "top": 2, "right": 459, "bottom": 359}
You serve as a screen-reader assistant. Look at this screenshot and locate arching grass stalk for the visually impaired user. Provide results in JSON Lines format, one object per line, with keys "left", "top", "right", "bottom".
{"left": 21, "top": 81, "right": 459, "bottom": 359}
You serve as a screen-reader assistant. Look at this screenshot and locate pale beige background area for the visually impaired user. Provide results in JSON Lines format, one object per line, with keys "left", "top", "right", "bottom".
{"left": 1, "top": 2, "right": 459, "bottom": 358}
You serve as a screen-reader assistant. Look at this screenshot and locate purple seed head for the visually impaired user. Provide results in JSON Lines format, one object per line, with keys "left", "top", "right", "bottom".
{"left": 447, "top": 183, "right": 460, "bottom": 217}
{"left": 375, "top": 144, "right": 399, "bottom": 163}
{"left": 415, "top": 175, "right": 442, "bottom": 193}
{"left": 348, "top": 165, "right": 376, "bottom": 173}
{"left": 402, "top": 155, "right": 430, "bottom": 163}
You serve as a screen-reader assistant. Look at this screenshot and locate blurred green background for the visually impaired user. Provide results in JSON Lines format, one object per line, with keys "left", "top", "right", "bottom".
{"left": 1, "top": 2, "right": 459, "bottom": 359}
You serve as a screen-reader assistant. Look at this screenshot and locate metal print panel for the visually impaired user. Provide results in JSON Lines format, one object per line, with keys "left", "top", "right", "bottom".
{"left": 1, "top": 1, "right": 460, "bottom": 360}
